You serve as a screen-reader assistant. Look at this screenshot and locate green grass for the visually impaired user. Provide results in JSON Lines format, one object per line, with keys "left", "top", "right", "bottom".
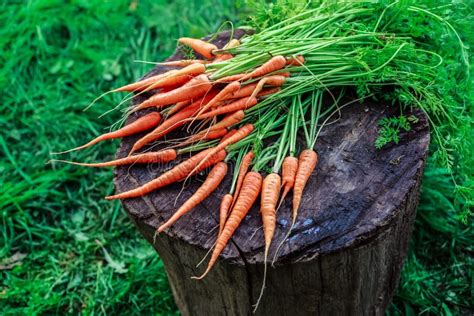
{"left": 0, "top": 0, "right": 472, "bottom": 315}
{"left": 0, "top": 0, "right": 238, "bottom": 314}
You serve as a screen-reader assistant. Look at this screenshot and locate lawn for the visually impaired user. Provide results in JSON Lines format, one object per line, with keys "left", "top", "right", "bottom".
{"left": 0, "top": 0, "right": 472, "bottom": 315}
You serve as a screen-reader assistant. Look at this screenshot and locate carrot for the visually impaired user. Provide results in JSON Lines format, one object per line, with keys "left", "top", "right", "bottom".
{"left": 156, "top": 59, "right": 208, "bottom": 67}
{"left": 213, "top": 53, "right": 233, "bottom": 63}
{"left": 146, "top": 74, "right": 193, "bottom": 91}
{"left": 105, "top": 148, "right": 226, "bottom": 200}
{"left": 278, "top": 71, "right": 291, "bottom": 77}
{"left": 230, "top": 151, "right": 254, "bottom": 209}
{"left": 133, "top": 74, "right": 211, "bottom": 112}
{"left": 219, "top": 129, "right": 237, "bottom": 143}
{"left": 157, "top": 162, "right": 228, "bottom": 232}
{"left": 194, "top": 97, "right": 257, "bottom": 120}
{"left": 207, "top": 110, "right": 245, "bottom": 131}
{"left": 189, "top": 124, "right": 254, "bottom": 176}
{"left": 52, "top": 112, "right": 161, "bottom": 154}
{"left": 222, "top": 77, "right": 284, "bottom": 103}
{"left": 113, "top": 71, "right": 177, "bottom": 92}
{"left": 167, "top": 89, "right": 219, "bottom": 116}
{"left": 192, "top": 171, "right": 262, "bottom": 279}
{"left": 254, "top": 172, "right": 281, "bottom": 312}
{"left": 273, "top": 149, "right": 317, "bottom": 264}
{"left": 224, "top": 39, "right": 240, "bottom": 49}
{"left": 178, "top": 37, "right": 218, "bottom": 59}
{"left": 218, "top": 193, "right": 233, "bottom": 235}
{"left": 260, "top": 173, "right": 281, "bottom": 254}
{"left": 215, "top": 73, "right": 245, "bottom": 83}
{"left": 257, "top": 87, "right": 281, "bottom": 98}
{"left": 142, "top": 63, "right": 206, "bottom": 93}
{"left": 277, "top": 156, "right": 299, "bottom": 210}
{"left": 225, "top": 82, "right": 259, "bottom": 99}
{"left": 241, "top": 55, "right": 286, "bottom": 80}
{"left": 249, "top": 75, "right": 286, "bottom": 100}
{"left": 195, "top": 81, "right": 241, "bottom": 115}
{"left": 286, "top": 55, "right": 305, "bottom": 66}
{"left": 51, "top": 149, "right": 177, "bottom": 167}
{"left": 167, "top": 100, "right": 191, "bottom": 116}
{"left": 292, "top": 149, "right": 318, "bottom": 220}
{"left": 130, "top": 103, "right": 201, "bottom": 154}
{"left": 186, "top": 128, "right": 228, "bottom": 144}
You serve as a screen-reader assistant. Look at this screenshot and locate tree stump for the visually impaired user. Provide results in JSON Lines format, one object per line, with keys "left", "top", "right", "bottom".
{"left": 113, "top": 30, "right": 430, "bottom": 315}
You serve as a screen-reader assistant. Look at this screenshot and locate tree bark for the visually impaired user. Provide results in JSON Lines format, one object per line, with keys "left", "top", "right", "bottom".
{"left": 113, "top": 30, "right": 430, "bottom": 315}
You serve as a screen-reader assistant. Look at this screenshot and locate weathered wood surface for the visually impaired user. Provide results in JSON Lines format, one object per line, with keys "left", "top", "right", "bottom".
{"left": 113, "top": 30, "right": 430, "bottom": 315}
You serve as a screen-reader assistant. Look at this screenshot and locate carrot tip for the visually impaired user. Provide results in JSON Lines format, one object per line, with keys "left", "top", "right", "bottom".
{"left": 191, "top": 266, "right": 212, "bottom": 280}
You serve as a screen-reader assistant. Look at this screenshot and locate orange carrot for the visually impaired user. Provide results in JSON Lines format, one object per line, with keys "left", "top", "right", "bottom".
{"left": 189, "top": 124, "right": 254, "bottom": 176}
{"left": 167, "top": 100, "right": 191, "bottom": 116}
{"left": 249, "top": 75, "right": 286, "bottom": 100}
{"left": 178, "top": 37, "right": 217, "bottom": 59}
{"left": 196, "top": 81, "right": 241, "bottom": 115}
{"left": 277, "top": 156, "right": 299, "bottom": 210}
{"left": 167, "top": 89, "right": 219, "bottom": 116}
{"left": 231, "top": 151, "right": 254, "bottom": 209}
{"left": 213, "top": 53, "right": 233, "bottom": 63}
{"left": 133, "top": 74, "right": 211, "bottom": 112}
{"left": 260, "top": 173, "right": 281, "bottom": 253}
{"left": 53, "top": 112, "right": 161, "bottom": 154}
{"left": 215, "top": 73, "right": 245, "bottom": 83}
{"left": 225, "top": 82, "right": 259, "bottom": 100}
{"left": 186, "top": 128, "right": 228, "bottom": 143}
{"left": 114, "top": 71, "right": 177, "bottom": 92}
{"left": 146, "top": 74, "right": 193, "bottom": 91}
{"left": 130, "top": 104, "right": 200, "bottom": 154}
{"left": 224, "top": 39, "right": 240, "bottom": 49}
{"left": 219, "top": 129, "right": 237, "bottom": 143}
{"left": 204, "top": 111, "right": 245, "bottom": 132}
{"left": 286, "top": 55, "right": 305, "bottom": 66}
{"left": 257, "top": 87, "right": 281, "bottom": 98}
{"left": 218, "top": 194, "right": 233, "bottom": 235}
{"left": 145, "top": 63, "right": 206, "bottom": 91}
{"left": 51, "top": 149, "right": 177, "bottom": 167}
{"left": 156, "top": 59, "right": 208, "bottom": 67}
{"left": 273, "top": 149, "right": 318, "bottom": 264}
{"left": 292, "top": 149, "right": 318, "bottom": 219}
{"left": 278, "top": 71, "right": 291, "bottom": 77}
{"left": 222, "top": 77, "right": 285, "bottom": 102}
{"left": 254, "top": 172, "right": 281, "bottom": 311}
{"left": 194, "top": 97, "right": 257, "bottom": 120}
{"left": 157, "top": 162, "right": 228, "bottom": 232}
{"left": 193, "top": 171, "right": 262, "bottom": 279}
{"left": 241, "top": 55, "right": 286, "bottom": 80}
{"left": 201, "top": 128, "right": 228, "bottom": 140}
{"left": 105, "top": 148, "right": 226, "bottom": 200}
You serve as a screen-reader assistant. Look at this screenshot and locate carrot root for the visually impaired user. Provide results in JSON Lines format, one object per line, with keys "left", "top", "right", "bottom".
{"left": 218, "top": 194, "right": 233, "bottom": 235}
{"left": 52, "top": 112, "right": 161, "bottom": 154}
{"left": 157, "top": 162, "right": 228, "bottom": 232}
{"left": 105, "top": 148, "right": 226, "bottom": 200}
{"left": 254, "top": 173, "right": 281, "bottom": 312}
{"left": 133, "top": 74, "right": 211, "bottom": 112}
{"left": 51, "top": 149, "right": 176, "bottom": 167}
{"left": 192, "top": 171, "right": 262, "bottom": 279}
{"left": 178, "top": 37, "right": 218, "bottom": 59}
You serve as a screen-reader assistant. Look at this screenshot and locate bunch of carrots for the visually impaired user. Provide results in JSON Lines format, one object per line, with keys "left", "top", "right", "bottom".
{"left": 51, "top": 2, "right": 466, "bottom": 311}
